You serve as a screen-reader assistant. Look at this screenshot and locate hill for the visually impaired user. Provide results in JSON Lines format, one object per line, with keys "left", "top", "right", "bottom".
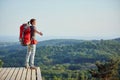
{"left": 0, "top": 38, "right": 120, "bottom": 67}
{"left": 0, "top": 38, "right": 120, "bottom": 79}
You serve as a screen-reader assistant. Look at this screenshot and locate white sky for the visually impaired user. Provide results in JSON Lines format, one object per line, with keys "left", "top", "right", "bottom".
{"left": 0, "top": 0, "right": 120, "bottom": 39}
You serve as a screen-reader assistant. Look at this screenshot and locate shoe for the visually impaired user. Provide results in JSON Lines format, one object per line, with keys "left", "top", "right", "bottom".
{"left": 25, "top": 63, "right": 30, "bottom": 69}
{"left": 30, "top": 66, "right": 37, "bottom": 70}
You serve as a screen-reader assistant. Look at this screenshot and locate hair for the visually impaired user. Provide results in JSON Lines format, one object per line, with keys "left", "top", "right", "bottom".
{"left": 30, "top": 18, "right": 36, "bottom": 25}
{"left": 27, "top": 21, "right": 30, "bottom": 24}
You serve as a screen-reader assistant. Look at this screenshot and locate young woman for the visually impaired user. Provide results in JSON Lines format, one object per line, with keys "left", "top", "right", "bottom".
{"left": 25, "top": 18, "right": 43, "bottom": 69}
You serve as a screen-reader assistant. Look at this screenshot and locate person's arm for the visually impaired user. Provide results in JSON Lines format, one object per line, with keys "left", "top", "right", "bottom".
{"left": 35, "top": 29, "right": 43, "bottom": 36}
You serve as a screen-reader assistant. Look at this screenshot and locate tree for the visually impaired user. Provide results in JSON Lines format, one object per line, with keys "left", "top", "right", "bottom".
{"left": 89, "top": 58, "right": 120, "bottom": 80}
{"left": 53, "top": 76, "right": 61, "bottom": 80}
{"left": 0, "top": 60, "right": 3, "bottom": 67}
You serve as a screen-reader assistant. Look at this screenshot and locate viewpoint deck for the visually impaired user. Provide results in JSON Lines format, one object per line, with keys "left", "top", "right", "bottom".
{"left": 0, "top": 67, "right": 42, "bottom": 80}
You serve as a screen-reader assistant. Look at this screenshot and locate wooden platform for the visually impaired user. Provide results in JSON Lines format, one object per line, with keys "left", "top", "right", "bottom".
{"left": 0, "top": 67, "right": 42, "bottom": 80}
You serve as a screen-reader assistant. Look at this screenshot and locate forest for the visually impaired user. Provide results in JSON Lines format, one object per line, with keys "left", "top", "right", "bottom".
{"left": 0, "top": 38, "right": 120, "bottom": 80}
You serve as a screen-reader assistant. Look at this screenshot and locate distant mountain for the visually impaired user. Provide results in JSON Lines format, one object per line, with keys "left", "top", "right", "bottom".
{"left": 0, "top": 42, "right": 19, "bottom": 48}
{"left": 0, "top": 38, "right": 120, "bottom": 67}
{"left": 1, "top": 36, "right": 119, "bottom": 42}
{"left": 37, "top": 39, "right": 84, "bottom": 46}
{"left": 114, "top": 38, "right": 120, "bottom": 42}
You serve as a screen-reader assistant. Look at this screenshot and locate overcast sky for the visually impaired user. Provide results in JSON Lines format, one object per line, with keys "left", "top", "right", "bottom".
{"left": 0, "top": 0, "right": 120, "bottom": 39}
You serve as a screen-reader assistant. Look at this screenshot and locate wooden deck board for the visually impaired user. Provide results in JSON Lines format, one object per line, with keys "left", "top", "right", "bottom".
{"left": 0, "top": 68, "right": 2, "bottom": 72}
{"left": 36, "top": 67, "right": 42, "bottom": 80}
{"left": 0, "top": 68, "right": 11, "bottom": 80}
{"left": 0, "top": 67, "right": 42, "bottom": 80}
{"left": 5, "top": 68, "right": 15, "bottom": 80}
{"left": 0, "top": 68, "right": 7, "bottom": 78}
{"left": 32, "top": 69, "right": 36, "bottom": 80}
{"left": 20, "top": 68, "right": 27, "bottom": 80}
{"left": 16, "top": 68, "right": 24, "bottom": 80}
{"left": 26, "top": 68, "right": 31, "bottom": 80}
{"left": 10, "top": 68, "right": 19, "bottom": 80}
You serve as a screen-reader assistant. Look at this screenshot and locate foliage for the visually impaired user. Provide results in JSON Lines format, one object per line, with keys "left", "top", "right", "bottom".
{"left": 89, "top": 58, "right": 120, "bottom": 80}
{"left": 0, "top": 60, "right": 3, "bottom": 67}
{"left": 0, "top": 38, "right": 120, "bottom": 79}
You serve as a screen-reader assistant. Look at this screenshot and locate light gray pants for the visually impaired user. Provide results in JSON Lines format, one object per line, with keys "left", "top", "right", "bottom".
{"left": 25, "top": 44, "right": 36, "bottom": 66}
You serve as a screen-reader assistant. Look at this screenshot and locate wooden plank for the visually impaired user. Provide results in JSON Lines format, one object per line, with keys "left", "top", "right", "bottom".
{"left": 31, "top": 69, "right": 36, "bottom": 80}
{"left": 36, "top": 67, "right": 42, "bottom": 80}
{"left": 26, "top": 68, "right": 31, "bottom": 80}
{"left": 10, "top": 68, "right": 19, "bottom": 80}
{"left": 16, "top": 67, "right": 24, "bottom": 80}
{"left": 20, "top": 68, "right": 27, "bottom": 80}
{"left": 0, "top": 68, "right": 2, "bottom": 72}
{"left": 0, "top": 67, "right": 42, "bottom": 80}
{"left": 0, "top": 68, "right": 7, "bottom": 78}
{"left": 0, "top": 68, "right": 11, "bottom": 80}
{"left": 5, "top": 68, "right": 15, "bottom": 80}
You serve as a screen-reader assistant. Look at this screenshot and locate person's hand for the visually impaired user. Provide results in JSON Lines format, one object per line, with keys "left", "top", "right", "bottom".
{"left": 39, "top": 32, "right": 43, "bottom": 36}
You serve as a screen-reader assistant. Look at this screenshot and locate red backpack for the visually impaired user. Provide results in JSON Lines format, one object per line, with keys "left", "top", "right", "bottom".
{"left": 19, "top": 23, "right": 31, "bottom": 46}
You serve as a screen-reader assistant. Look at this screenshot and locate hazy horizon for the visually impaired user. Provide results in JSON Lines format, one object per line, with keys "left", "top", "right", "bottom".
{"left": 0, "top": 35, "right": 119, "bottom": 42}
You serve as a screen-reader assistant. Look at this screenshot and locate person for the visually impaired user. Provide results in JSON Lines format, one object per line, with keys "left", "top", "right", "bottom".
{"left": 25, "top": 18, "right": 43, "bottom": 69}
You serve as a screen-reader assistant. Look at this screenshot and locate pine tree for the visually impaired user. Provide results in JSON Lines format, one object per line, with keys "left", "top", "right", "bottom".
{"left": 89, "top": 58, "right": 120, "bottom": 80}
{"left": 0, "top": 60, "right": 3, "bottom": 67}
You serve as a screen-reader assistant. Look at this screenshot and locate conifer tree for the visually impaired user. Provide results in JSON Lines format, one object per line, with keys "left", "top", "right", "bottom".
{"left": 89, "top": 58, "right": 120, "bottom": 80}
{"left": 0, "top": 60, "right": 3, "bottom": 67}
